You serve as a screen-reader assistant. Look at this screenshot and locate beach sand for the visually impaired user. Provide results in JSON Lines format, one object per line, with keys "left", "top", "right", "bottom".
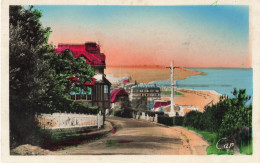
{"left": 105, "top": 67, "right": 202, "bottom": 83}
{"left": 162, "top": 89, "right": 222, "bottom": 112}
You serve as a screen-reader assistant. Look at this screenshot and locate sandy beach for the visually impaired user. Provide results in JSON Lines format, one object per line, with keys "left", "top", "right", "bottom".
{"left": 105, "top": 67, "right": 202, "bottom": 83}
{"left": 162, "top": 88, "right": 222, "bottom": 112}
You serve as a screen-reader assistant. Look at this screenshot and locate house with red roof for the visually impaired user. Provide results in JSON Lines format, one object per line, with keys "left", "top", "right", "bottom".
{"left": 53, "top": 42, "right": 111, "bottom": 112}
{"left": 110, "top": 89, "right": 129, "bottom": 110}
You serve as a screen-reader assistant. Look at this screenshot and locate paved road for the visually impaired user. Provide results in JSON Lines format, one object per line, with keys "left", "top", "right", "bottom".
{"left": 53, "top": 117, "right": 209, "bottom": 155}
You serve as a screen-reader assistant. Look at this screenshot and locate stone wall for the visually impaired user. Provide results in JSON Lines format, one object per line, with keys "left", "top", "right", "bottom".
{"left": 36, "top": 113, "right": 103, "bottom": 129}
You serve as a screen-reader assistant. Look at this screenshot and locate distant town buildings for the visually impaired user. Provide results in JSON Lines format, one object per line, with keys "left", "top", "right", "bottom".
{"left": 131, "top": 84, "right": 161, "bottom": 101}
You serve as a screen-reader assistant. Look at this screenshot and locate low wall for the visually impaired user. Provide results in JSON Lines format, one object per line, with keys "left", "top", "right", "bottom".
{"left": 133, "top": 112, "right": 185, "bottom": 125}
{"left": 36, "top": 113, "right": 103, "bottom": 129}
{"left": 134, "top": 112, "right": 158, "bottom": 123}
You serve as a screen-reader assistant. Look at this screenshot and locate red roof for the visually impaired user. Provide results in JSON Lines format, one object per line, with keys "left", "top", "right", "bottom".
{"left": 123, "top": 79, "right": 130, "bottom": 84}
{"left": 153, "top": 101, "right": 171, "bottom": 109}
{"left": 52, "top": 43, "right": 106, "bottom": 67}
{"left": 110, "top": 89, "right": 128, "bottom": 103}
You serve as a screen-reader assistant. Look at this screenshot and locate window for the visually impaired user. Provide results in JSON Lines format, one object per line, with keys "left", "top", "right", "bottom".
{"left": 155, "top": 89, "right": 159, "bottom": 92}
{"left": 76, "top": 95, "right": 81, "bottom": 100}
{"left": 104, "top": 85, "right": 109, "bottom": 93}
{"left": 140, "top": 89, "right": 143, "bottom": 92}
{"left": 82, "top": 94, "right": 87, "bottom": 100}
{"left": 87, "top": 88, "right": 92, "bottom": 101}
{"left": 71, "top": 95, "right": 75, "bottom": 100}
{"left": 87, "top": 94, "right": 92, "bottom": 100}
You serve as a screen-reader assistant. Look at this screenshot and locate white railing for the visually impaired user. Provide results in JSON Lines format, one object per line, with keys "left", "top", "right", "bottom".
{"left": 36, "top": 113, "right": 104, "bottom": 129}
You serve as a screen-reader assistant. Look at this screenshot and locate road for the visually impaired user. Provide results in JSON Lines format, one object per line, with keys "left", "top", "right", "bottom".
{"left": 53, "top": 117, "right": 209, "bottom": 155}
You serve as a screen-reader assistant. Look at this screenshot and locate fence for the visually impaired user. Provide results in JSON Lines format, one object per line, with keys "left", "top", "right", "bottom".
{"left": 134, "top": 112, "right": 158, "bottom": 123}
{"left": 133, "top": 111, "right": 184, "bottom": 126}
{"left": 36, "top": 113, "right": 103, "bottom": 130}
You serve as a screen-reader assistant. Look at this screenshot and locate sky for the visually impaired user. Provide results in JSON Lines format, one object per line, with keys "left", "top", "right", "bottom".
{"left": 34, "top": 5, "right": 250, "bottom": 68}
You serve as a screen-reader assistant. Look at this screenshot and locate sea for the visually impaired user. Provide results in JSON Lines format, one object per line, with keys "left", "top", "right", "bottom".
{"left": 151, "top": 68, "right": 253, "bottom": 105}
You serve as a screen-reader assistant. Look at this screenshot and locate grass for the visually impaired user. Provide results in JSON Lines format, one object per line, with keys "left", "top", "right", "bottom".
{"left": 239, "top": 138, "right": 253, "bottom": 155}
{"left": 49, "top": 129, "right": 92, "bottom": 143}
{"left": 41, "top": 128, "right": 104, "bottom": 151}
{"left": 162, "top": 91, "right": 183, "bottom": 96}
{"left": 182, "top": 127, "right": 234, "bottom": 155}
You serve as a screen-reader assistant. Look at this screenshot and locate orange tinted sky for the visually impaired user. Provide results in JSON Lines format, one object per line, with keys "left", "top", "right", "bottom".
{"left": 36, "top": 5, "right": 250, "bottom": 68}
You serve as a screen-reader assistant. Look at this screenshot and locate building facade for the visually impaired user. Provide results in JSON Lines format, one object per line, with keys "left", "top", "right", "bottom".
{"left": 131, "top": 84, "right": 161, "bottom": 101}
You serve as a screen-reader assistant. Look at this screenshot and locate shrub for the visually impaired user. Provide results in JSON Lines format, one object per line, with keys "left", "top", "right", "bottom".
{"left": 174, "top": 116, "right": 184, "bottom": 126}
{"left": 121, "top": 109, "right": 134, "bottom": 118}
{"left": 183, "top": 111, "right": 203, "bottom": 129}
{"left": 131, "top": 97, "right": 148, "bottom": 111}
{"left": 218, "top": 89, "right": 252, "bottom": 140}
{"left": 111, "top": 109, "right": 121, "bottom": 117}
{"left": 158, "top": 116, "right": 174, "bottom": 126}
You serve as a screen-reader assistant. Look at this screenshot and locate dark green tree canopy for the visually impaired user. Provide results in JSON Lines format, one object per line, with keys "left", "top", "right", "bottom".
{"left": 9, "top": 5, "right": 95, "bottom": 147}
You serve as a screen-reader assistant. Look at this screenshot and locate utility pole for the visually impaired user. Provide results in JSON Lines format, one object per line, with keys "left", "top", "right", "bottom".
{"left": 167, "top": 61, "right": 178, "bottom": 117}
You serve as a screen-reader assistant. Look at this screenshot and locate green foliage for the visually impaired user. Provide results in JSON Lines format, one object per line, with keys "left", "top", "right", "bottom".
{"left": 181, "top": 88, "right": 252, "bottom": 154}
{"left": 219, "top": 89, "right": 252, "bottom": 139}
{"left": 9, "top": 5, "right": 52, "bottom": 148}
{"left": 158, "top": 116, "right": 174, "bottom": 126}
{"left": 174, "top": 116, "right": 184, "bottom": 126}
{"left": 183, "top": 111, "right": 203, "bottom": 129}
{"left": 157, "top": 116, "right": 184, "bottom": 126}
{"left": 9, "top": 5, "right": 95, "bottom": 148}
{"left": 43, "top": 50, "right": 95, "bottom": 113}
{"left": 239, "top": 138, "right": 253, "bottom": 155}
{"left": 119, "top": 96, "right": 132, "bottom": 118}
{"left": 111, "top": 109, "right": 122, "bottom": 117}
{"left": 183, "top": 127, "right": 234, "bottom": 155}
{"left": 131, "top": 97, "right": 148, "bottom": 111}
{"left": 162, "top": 91, "right": 183, "bottom": 96}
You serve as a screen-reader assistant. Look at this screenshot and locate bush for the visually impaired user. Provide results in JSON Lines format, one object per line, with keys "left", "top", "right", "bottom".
{"left": 218, "top": 90, "right": 252, "bottom": 139}
{"left": 121, "top": 109, "right": 133, "bottom": 118}
{"left": 69, "top": 102, "right": 99, "bottom": 114}
{"left": 158, "top": 116, "right": 174, "bottom": 126}
{"left": 145, "top": 111, "right": 164, "bottom": 117}
{"left": 131, "top": 97, "right": 148, "bottom": 111}
{"left": 174, "top": 116, "right": 184, "bottom": 126}
{"left": 183, "top": 111, "right": 203, "bottom": 129}
{"left": 111, "top": 109, "right": 122, "bottom": 117}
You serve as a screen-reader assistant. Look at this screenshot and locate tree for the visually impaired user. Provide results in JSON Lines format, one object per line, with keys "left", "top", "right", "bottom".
{"left": 131, "top": 97, "right": 148, "bottom": 112}
{"left": 219, "top": 89, "right": 252, "bottom": 141}
{"left": 9, "top": 5, "right": 95, "bottom": 147}
{"left": 9, "top": 5, "right": 52, "bottom": 147}
{"left": 43, "top": 50, "right": 95, "bottom": 113}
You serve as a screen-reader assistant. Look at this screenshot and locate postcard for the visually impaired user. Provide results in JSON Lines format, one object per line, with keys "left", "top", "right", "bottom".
{"left": 1, "top": 0, "right": 260, "bottom": 162}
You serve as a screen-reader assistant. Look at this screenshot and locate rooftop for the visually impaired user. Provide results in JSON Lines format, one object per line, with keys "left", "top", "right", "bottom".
{"left": 110, "top": 89, "right": 128, "bottom": 103}
{"left": 52, "top": 42, "right": 106, "bottom": 67}
{"left": 133, "top": 84, "right": 160, "bottom": 89}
